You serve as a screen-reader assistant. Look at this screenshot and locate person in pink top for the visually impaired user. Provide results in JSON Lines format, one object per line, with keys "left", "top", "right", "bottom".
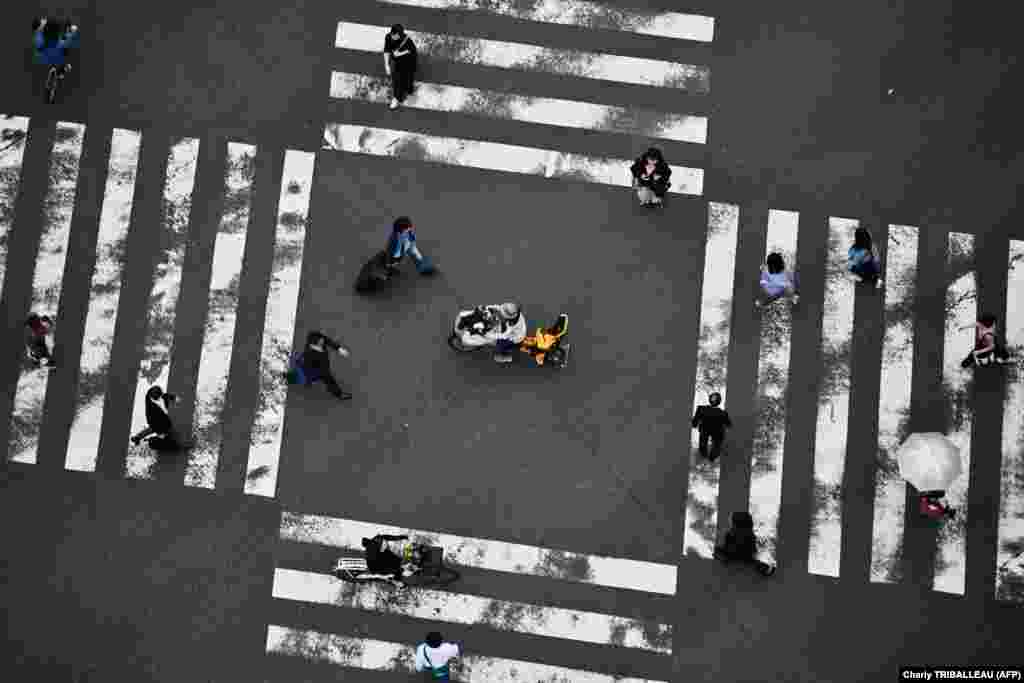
{"left": 755, "top": 252, "right": 799, "bottom": 308}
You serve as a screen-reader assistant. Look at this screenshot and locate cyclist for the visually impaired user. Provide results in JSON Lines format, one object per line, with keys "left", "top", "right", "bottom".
{"left": 362, "top": 534, "right": 409, "bottom": 583}
{"left": 32, "top": 18, "right": 79, "bottom": 75}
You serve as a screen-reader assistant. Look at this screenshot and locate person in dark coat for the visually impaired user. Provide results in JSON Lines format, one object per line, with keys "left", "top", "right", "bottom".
{"left": 714, "top": 511, "right": 776, "bottom": 576}
{"left": 383, "top": 24, "right": 417, "bottom": 109}
{"left": 629, "top": 148, "right": 671, "bottom": 206}
{"left": 691, "top": 392, "right": 731, "bottom": 461}
{"left": 303, "top": 331, "right": 352, "bottom": 400}
{"left": 130, "top": 386, "right": 179, "bottom": 449}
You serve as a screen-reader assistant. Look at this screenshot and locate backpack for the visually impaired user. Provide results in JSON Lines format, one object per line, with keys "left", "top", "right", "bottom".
{"left": 286, "top": 352, "right": 307, "bottom": 385}
{"left": 422, "top": 646, "right": 451, "bottom": 680}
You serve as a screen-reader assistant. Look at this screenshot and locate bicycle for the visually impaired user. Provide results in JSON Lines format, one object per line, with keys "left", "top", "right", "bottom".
{"left": 33, "top": 18, "right": 79, "bottom": 104}
{"left": 332, "top": 542, "right": 461, "bottom": 588}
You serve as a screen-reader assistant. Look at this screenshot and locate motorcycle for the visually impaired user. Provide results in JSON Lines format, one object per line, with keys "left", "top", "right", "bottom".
{"left": 447, "top": 307, "right": 570, "bottom": 368}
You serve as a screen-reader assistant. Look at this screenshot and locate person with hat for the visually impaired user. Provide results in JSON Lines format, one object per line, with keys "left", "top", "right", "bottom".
{"left": 414, "top": 632, "right": 461, "bottom": 680}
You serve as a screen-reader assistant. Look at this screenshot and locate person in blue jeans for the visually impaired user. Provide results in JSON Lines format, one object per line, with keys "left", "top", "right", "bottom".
{"left": 414, "top": 632, "right": 460, "bottom": 680}
{"left": 387, "top": 216, "right": 435, "bottom": 275}
{"left": 32, "top": 18, "right": 79, "bottom": 71}
{"left": 847, "top": 227, "right": 883, "bottom": 288}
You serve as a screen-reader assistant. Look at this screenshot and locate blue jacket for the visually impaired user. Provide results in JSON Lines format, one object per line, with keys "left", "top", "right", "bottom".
{"left": 34, "top": 28, "right": 79, "bottom": 65}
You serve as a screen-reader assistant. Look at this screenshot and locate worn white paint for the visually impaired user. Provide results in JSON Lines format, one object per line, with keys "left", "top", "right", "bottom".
{"left": 0, "top": 115, "right": 31, "bottom": 298}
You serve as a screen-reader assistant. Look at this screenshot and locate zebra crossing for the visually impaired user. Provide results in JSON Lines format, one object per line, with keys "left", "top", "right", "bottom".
{"left": 0, "top": 115, "right": 314, "bottom": 498}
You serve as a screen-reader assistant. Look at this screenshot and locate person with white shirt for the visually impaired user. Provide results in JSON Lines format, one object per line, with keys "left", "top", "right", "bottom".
{"left": 414, "top": 632, "right": 460, "bottom": 680}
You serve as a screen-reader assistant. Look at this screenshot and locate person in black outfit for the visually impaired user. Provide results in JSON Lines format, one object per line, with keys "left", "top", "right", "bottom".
{"left": 383, "top": 24, "right": 417, "bottom": 110}
{"left": 362, "top": 534, "right": 410, "bottom": 581}
{"left": 130, "top": 386, "right": 180, "bottom": 450}
{"left": 303, "top": 331, "right": 352, "bottom": 400}
{"left": 714, "top": 511, "right": 776, "bottom": 576}
{"left": 629, "top": 147, "right": 671, "bottom": 206}
{"left": 691, "top": 392, "right": 731, "bottom": 461}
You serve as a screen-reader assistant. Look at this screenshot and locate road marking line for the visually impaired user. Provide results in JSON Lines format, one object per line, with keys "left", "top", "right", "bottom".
{"left": 65, "top": 129, "right": 142, "bottom": 472}
{"left": 330, "top": 71, "right": 707, "bottom": 143}
{"left": 336, "top": 22, "right": 709, "bottom": 92}
{"left": 323, "top": 123, "right": 704, "bottom": 195}
{"left": 243, "top": 150, "right": 317, "bottom": 497}
{"left": 280, "top": 512, "right": 678, "bottom": 595}
{"left": 377, "top": 0, "right": 715, "bottom": 42}
{"left": 9, "top": 121, "right": 85, "bottom": 463}
{"left": 185, "top": 142, "right": 257, "bottom": 489}
{"left": 0, "top": 115, "right": 31, "bottom": 299}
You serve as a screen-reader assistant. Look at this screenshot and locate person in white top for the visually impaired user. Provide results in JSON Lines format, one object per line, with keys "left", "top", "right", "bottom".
{"left": 414, "top": 631, "right": 460, "bottom": 680}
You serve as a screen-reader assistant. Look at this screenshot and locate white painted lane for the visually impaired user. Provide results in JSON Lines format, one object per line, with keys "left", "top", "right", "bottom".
{"left": 748, "top": 209, "right": 800, "bottom": 564}
{"left": 9, "top": 121, "right": 85, "bottom": 463}
{"left": 185, "top": 142, "right": 256, "bottom": 489}
{"left": 65, "top": 129, "right": 142, "bottom": 472}
{"left": 323, "top": 124, "right": 703, "bottom": 195}
{"left": 273, "top": 568, "right": 671, "bottom": 653}
{"left": 933, "top": 232, "right": 976, "bottom": 595}
{"left": 682, "top": 202, "right": 738, "bottom": 559}
{"left": 266, "top": 625, "right": 667, "bottom": 682}
{"left": 807, "top": 217, "right": 859, "bottom": 577}
{"left": 330, "top": 71, "right": 707, "bottom": 144}
{"left": 996, "top": 239, "right": 1024, "bottom": 602}
{"left": 243, "top": 150, "right": 316, "bottom": 497}
{"left": 280, "top": 512, "right": 677, "bottom": 595}
{"left": 377, "top": 0, "right": 715, "bottom": 42}
{"left": 870, "top": 225, "right": 919, "bottom": 584}
{"left": 0, "top": 115, "right": 31, "bottom": 298}
{"left": 336, "top": 22, "right": 710, "bottom": 92}
{"left": 124, "top": 138, "right": 200, "bottom": 479}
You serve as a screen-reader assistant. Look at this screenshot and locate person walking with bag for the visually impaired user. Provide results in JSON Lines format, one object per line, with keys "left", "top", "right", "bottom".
{"left": 961, "top": 312, "right": 1011, "bottom": 368}
{"left": 302, "top": 331, "right": 353, "bottom": 400}
{"left": 414, "top": 632, "right": 460, "bottom": 680}
{"left": 847, "top": 227, "right": 883, "bottom": 288}
{"left": 384, "top": 24, "right": 417, "bottom": 110}
{"left": 629, "top": 148, "right": 671, "bottom": 207}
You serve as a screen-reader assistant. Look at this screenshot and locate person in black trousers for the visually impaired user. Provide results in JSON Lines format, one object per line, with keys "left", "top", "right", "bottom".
{"left": 303, "top": 331, "right": 352, "bottom": 400}
{"left": 130, "top": 386, "right": 180, "bottom": 450}
{"left": 714, "top": 511, "right": 776, "bottom": 576}
{"left": 383, "top": 24, "right": 417, "bottom": 110}
{"left": 691, "top": 392, "right": 731, "bottom": 461}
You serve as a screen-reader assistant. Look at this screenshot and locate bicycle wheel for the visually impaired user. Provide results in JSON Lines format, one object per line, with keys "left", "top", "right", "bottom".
{"left": 402, "top": 565, "right": 460, "bottom": 588}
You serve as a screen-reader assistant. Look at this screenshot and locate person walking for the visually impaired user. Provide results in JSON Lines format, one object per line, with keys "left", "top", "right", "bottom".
{"left": 302, "top": 331, "right": 353, "bottom": 400}
{"left": 130, "top": 386, "right": 180, "bottom": 450}
{"left": 414, "top": 632, "right": 461, "bottom": 680}
{"left": 847, "top": 227, "right": 883, "bottom": 288}
{"left": 384, "top": 24, "right": 417, "bottom": 110}
{"left": 691, "top": 392, "right": 731, "bottom": 461}
{"left": 961, "top": 312, "right": 1011, "bottom": 368}
{"left": 713, "top": 511, "right": 776, "bottom": 576}
{"left": 24, "top": 313, "right": 54, "bottom": 366}
{"left": 919, "top": 491, "right": 956, "bottom": 521}
{"left": 629, "top": 148, "right": 671, "bottom": 207}
{"left": 387, "top": 216, "right": 435, "bottom": 275}
{"left": 756, "top": 252, "right": 799, "bottom": 307}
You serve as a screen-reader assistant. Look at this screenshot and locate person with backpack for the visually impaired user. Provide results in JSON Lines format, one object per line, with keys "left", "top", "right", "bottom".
{"left": 713, "top": 511, "right": 776, "bottom": 576}
{"left": 691, "top": 392, "right": 732, "bottom": 461}
{"left": 414, "top": 632, "right": 460, "bottom": 680}
{"left": 847, "top": 227, "right": 883, "bottom": 288}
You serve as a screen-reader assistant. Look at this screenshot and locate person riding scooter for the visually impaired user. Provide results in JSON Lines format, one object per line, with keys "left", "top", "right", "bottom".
{"left": 362, "top": 534, "right": 410, "bottom": 584}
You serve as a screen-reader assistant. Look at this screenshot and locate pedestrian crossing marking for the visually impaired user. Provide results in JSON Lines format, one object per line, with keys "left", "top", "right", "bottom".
{"left": 185, "top": 142, "right": 257, "bottom": 489}
{"left": 748, "top": 209, "right": 801, "bottom": 563}
{"left": 336, "top": 22, "right": 709, "bottom": 92}
{"left": 377, "top": 0, "right": 715, "bottom": 42}
{"left": 124, "top": 137, "right": 201, "bottom": 479}
{"left": 273, "top": 567, "right": 672, "bottom": 652}
{"left": 266, "top": 625, "right": 667, "bottom": 682}
{"left": 683, "top": 202, "right": 739, "bottom": 558}
{"left": 322, "top": 123, "right": 704, "bottom": 195}
{"left": 807, "top": 217, "right": 861, "bottom": 577}
{"left": 280, "top": 512, "right": 678, "bottom": 595}
{"left": 65, "top": 128, "right": 142, "bottom": 472}
{"left": 870, "top": 225, "right": 920, "bottom": 583}
{"left": 996, "top": 240, "right": 1024, "bottom": 602}
{"left": 0, "top": 116, "right": 30, "bottom": 298}
{"left": 330, "top": 71, "right": 708, "bottom": 144}
{"left": 933, "top": 232, "right": 977, "bottom": 595}
{"left": 243, "top": 150, "right": 316, "bottom": 497}
{"left": 9, "top": 121, "right": 86, "bottom": 464}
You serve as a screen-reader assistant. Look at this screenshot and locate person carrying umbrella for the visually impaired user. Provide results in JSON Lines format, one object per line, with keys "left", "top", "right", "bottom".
{"left": 896, "top": 432, "right": 962, "bottom": 524}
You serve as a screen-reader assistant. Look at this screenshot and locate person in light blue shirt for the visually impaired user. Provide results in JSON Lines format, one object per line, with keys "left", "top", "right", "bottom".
{"left": 847, "top": 227, "right": 882, "bottom": 288}
{"left": 756, "top": 252, "right": 799, "bottom": 307}
{"left": 386, "top": 216, "right": 435, "bottom": 275}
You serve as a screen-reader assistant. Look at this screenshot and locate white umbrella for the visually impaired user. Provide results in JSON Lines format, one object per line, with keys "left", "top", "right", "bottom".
{"left": 896, "top": 432, "right": 962, "bottom": 492}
